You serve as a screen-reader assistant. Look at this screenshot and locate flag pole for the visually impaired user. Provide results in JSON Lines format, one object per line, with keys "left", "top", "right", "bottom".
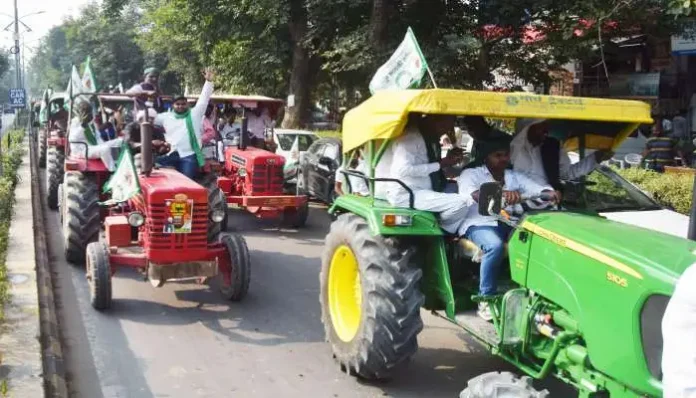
{"left": 426, "top": 65, "right": 438, "bottom": 89}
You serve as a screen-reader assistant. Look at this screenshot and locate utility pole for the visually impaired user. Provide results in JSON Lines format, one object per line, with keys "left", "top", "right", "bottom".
{"left": 13, "top": 0, "right": 21, "bottom": 89}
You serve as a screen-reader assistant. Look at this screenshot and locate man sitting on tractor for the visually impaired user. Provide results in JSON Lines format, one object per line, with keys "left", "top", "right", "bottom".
{"left": 458, "top": 135, "right": 558, "bottom": 321}
{"left": 387, "top": 113, "right": 469, "bottom": 235}
{"left": 154, "top": 68, "right": 215, "bottom": 180}
{"left": 511, "top": 118, "right": 613, "bottom": 191}
{"left": 462, "top": 116, "right": 509, "bottom": 167}
{"left": 69, "top": 101, "right": 123, "bottom": 170}
{"left": 335, "top": 148, "right": 369, "bottom": 196}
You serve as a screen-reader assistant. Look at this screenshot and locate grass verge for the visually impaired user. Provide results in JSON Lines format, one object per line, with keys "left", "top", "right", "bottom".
{"left": 0, "top": 130, "right": 26, "bottom": 320}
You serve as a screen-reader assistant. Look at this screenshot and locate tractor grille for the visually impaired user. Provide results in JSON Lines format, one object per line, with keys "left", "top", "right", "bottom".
{"left": 251, "top": 163, "right": 284, "bottom": 195}
{"left": 146, "top": 201, "right": 208, "bottom": 250}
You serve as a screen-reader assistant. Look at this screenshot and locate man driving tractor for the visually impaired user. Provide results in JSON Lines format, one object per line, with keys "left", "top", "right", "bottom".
{"left": 154, "top": 68, "right": 215, "bottom": 180}
{"left": 387, "top": 113, "right": 470, "bottom": 235}
{"left": 458, "top": 135, "right": 558, "bottom": 321}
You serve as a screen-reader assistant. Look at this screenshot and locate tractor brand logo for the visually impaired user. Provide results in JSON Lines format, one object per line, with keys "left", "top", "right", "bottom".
{"left": 232, "top": 155, "right": 246, "bottom": 167}
{"left": 266, "top": 158, "right": 277, "bottom": 165}
{"left": 606, "top": 271, "right": 628, "bottom": 288}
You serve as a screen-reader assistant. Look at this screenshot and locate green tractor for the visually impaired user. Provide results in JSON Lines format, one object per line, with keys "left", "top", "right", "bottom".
{"left": 320, "top": 89, "right": 692, "bottom": 397}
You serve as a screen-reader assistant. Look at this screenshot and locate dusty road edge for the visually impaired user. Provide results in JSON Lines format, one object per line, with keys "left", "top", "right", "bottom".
{"left": 30, "top": 134, "right": 68, "bottom": 397}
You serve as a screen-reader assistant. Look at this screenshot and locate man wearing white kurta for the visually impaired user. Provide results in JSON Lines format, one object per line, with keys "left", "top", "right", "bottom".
{"left": 154, "top": 69, "right": 215, "bottom": 180}
{"left": 68, "top": 101, "right": 122, "bottom": 171}
{"left": 387, "top": 114, "right": 470, "bottom": 235}
{"left": 662, "top": 264, "right": 696, "bottom": 398}
{"left": 511, "top": 118, "right": 612, "bottom": 190}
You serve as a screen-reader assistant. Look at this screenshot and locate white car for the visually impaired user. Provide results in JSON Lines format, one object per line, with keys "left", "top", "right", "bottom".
{"left": 274, "top": 129, "right": 320, "bottom": 183}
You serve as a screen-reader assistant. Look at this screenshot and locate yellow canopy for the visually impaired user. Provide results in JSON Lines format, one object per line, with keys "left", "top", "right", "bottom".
{"left": 342, "top": 89, "right": 653, "bottom": 153}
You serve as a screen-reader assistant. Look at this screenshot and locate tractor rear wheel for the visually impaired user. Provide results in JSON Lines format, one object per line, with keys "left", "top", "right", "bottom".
{"left": 63, "top": 171, "right": 101, "bottom": 264}
{"left": 217, "top": 234, "right": 251, "bottom": 301}
{"left": 86, "top": 241, "right": 112, "bottom": 310}
{"left": 320, "top": 214, "right": 424, "bottom": 380}
{"left": 46, "top": 146, "right": 65, "bottom": 210}
{"left": 207, "top": 187, "right": 228, "bottom": 242}
{"left": 460, "top": 372, "right": 549, "bottom": 398}
{"left": 38, "top": 129, "right": 47, "bottom": 168}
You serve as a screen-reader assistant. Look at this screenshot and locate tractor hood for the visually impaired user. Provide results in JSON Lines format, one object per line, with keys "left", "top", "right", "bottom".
{"left": 139, "top": 168, "right": 208, "bottom": 204}
{"left": 522, "top": 212, "right": 696, "bottom": 285}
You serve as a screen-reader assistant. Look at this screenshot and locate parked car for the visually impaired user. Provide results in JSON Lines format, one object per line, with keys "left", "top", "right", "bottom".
{"left": 274, "top": 129, "right": 319, "bottom": 184}
{"left": 297, "top": 137, "right": 342, "bottom": 204}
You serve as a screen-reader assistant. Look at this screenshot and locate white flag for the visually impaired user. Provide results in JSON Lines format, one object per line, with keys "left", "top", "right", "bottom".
{"left": 369, "top": 27, "right": 431, "bottom": 94}
{"left": 64, "top": 65, "right": 86, "bottom": 111}
{"left": 102, "top": 145, "right": 141, "bottom": 205}
{"left": 81, "top": 56, "right": 98, "bottom": 92}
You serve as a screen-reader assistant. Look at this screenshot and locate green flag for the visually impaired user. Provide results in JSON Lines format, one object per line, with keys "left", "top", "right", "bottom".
{"left": 102, "top": 145, "right": 141, "bottom": 205}
{"left": 369, "top": 27, "right": 434, "bottom": 94}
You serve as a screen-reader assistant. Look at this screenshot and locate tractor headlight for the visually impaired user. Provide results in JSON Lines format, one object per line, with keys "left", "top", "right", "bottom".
{"left": 128, "top": 212, "right": 145, "bottom": 227}
{"left": 382, "top": 214, "right": 412, "bottom": 227}
{"left": 209, "top": 209, "right": 226, "bottom": 223}
{"left": 238, "top": 167, "right": 247, "bottom": 178}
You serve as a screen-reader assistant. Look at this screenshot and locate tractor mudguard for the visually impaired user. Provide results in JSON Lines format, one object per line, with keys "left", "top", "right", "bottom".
{"left": 329, "top": 195, "right": 444, "bottom": 237}
{"left": 330, "top": 194, "right": 457, "bottom": 316}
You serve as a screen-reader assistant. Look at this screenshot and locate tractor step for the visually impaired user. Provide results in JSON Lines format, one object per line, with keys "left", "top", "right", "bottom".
{"left": 454, "top": 310, "right": 499, "bottom": 346}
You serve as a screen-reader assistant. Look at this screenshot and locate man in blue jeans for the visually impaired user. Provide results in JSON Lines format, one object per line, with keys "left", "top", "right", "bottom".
{"left": 457, "top": 134, "right": 558, "bottom": 321}
{"left": 154, "top": 68, "right": 215, "bottom": 180}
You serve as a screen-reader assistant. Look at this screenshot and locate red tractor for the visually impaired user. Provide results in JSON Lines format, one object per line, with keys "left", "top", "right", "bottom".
{"left": 84, "top": 120, "right": 249, "bottom": 310}
{"left": 206, "top": 96, "right": 309, "bottom": 228}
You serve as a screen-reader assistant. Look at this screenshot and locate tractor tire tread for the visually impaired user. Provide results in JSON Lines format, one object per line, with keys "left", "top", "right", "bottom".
{"left": 38, "top": 129, "right": 47, "bottom": 168}
{"left": 63, "top": 172, "right": 101, "bottom": 264}
{"left": 219, "top": 234, "right": 251, "bottom": 301}
{"left": 86, "top": 242, "right": 112, "bottom": 310}
{"left": 321, "top": 213, "right": 424, "bottom": 380}
{"left": 46, "top": 146, "right": 65, "bottom": 210}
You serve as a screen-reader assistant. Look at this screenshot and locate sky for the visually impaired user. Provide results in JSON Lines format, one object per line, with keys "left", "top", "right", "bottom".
{"left": 0, "top": 0, "right": 94, "bottom": 56}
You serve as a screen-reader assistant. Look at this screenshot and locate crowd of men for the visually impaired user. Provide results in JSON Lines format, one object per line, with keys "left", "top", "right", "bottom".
{"left": 336, "top": 115, "right": 612, "bottom": 321}
{"left": 68, "top": 67, "right": 273, "bottom": 180}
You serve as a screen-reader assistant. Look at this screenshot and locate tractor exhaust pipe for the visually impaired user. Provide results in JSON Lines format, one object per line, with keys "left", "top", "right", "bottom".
{"left": 239, "top": 114, "right": 248, "bottom": 151}
{"left": 140, "top": 121, "right": 153, "bottom": 176}
{"left": 688, "top": 175, "right": 696, "bottom": 241}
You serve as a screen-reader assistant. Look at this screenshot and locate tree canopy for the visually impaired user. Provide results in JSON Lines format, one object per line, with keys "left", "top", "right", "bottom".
{"left": 28, "top": 0, "right": 690, "bottom": 128}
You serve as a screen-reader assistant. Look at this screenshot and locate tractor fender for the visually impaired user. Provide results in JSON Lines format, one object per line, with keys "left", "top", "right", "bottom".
{"left": 329, "top": 195, "right": 444, "bottom": 237}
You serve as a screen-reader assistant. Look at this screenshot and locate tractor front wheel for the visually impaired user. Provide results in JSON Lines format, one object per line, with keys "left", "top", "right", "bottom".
{"left": 207, "top": 188, "right": 228, "bottom": 242}
{"left": 217, "top": 234, "right": 251, "bottom": 301}
{"left": 282, "top": 201, "right": 309, "bottom": 228}
{"left": 46, "top": 146, "right": 65, "bottom": 210}
{"left": 320, "top": 214, "right": 424, "bottom": 380}
{"left": 63, "top": 172, "right": 101, "bottom": 264}
{"left": 38, "top": 129, "right": 47, "bottom": 168}
{"left": 460, "top": 372, "right": 549, "bottom": 398}
{"left": 86, "top": 241, "right": 112, "bottom": 310}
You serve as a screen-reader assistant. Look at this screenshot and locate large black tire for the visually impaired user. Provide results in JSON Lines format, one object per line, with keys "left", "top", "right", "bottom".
{"left": 282, "top": 201, "right": 309, "bottom": 228}
{"left": 217, "top": 234, "right": 251, "bottom": 301}
{"left": 38, "top": 129, "right": 47, "bottom": 168}
{"left": 320, "top": 214, "right": 424, "bottom": 380}
{"left": 46, "top": 146, "right": 65, "bottom": 210}
{"left": 86, "top": 242, "right": 112, "bottom": 310}
{"left": 63, "top": 172, "right": 101, "bottom": 264}
{"left": 460, "top": 372, "right": 549, "bottom": 398}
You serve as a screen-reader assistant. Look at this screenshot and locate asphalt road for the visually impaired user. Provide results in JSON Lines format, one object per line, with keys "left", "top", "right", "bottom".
{"left": 40, "top": 169, "right": 571, "bottom": 398}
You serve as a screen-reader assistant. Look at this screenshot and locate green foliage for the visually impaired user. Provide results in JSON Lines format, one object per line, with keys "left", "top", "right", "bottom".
{"left": 0, "top": 130, "right": 26, "bottom": 319}
{"left": 615, "top": 167, "right": 694, "bottom": 215}
{"left": 315, "top": 130, "right": 341, "bottom": 139}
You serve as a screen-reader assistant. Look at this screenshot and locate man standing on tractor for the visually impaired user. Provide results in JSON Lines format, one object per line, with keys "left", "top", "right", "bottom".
{"left": 154, "top": 68, "right": 215, "bottom": 180}
{"left": 126, "top": 67, "right": 165, "bottom": 117}
{"left": 387, "top": 113, "right": 469, "bottom": 235}
{"left": 511, "top": 118, "right": 613, "bottom": 191}
{"left": 246, "top": 105, "right": 272, "bottom": 149}
{"left": 457, "top": 135, "right": 558, "bottom": 321}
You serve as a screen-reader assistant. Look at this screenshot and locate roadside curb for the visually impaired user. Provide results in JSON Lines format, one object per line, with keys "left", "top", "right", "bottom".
{"left": 29, "top": 135, "right": 68, "bottom": 397}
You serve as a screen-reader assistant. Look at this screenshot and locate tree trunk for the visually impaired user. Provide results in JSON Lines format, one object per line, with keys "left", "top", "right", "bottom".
{"left": 371, "top": 0, "right": 390, "bottom": 52}
{"left": 282, "top": 0, "right": 311, "bottom": 129}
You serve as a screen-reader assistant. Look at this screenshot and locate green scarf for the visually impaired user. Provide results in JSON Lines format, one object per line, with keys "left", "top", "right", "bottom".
{"left": 173, "top": 110, "right": 205, "bottom": 167}
{"left": 84, "top": 123, "right": 98, "bottom": 146}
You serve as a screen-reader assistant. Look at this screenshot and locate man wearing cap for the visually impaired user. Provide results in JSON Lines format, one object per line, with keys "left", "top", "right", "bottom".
{"left": 462, "top": 116, "right": 509, "bottom": 167}
{"left": 458, "top": 135, "right": 558, "bottom": 321}
{"left": 153, "top": 68, "right": 215, "bottom": 180}
{"left": 511, "top": 118, "right": 613, "bottom": 191}
{"left": 387, "top": 113, "right": 469, "bottom": 235}
{"left": 126, "top": 67, "right": 164, "bottom": 116}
